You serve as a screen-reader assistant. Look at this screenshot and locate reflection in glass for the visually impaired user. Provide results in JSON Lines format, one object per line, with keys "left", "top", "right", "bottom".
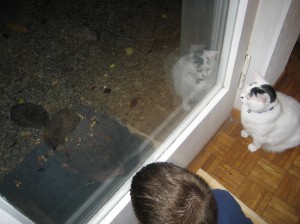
{"left": 0, "top": 0, "right": 230, "bottom": 223}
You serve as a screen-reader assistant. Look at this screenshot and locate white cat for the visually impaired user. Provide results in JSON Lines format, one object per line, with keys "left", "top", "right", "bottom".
{"left": 240, "top": 72, "right": 300, "bottom": 152}
{"left": 173, "top": 45, "right": 219, "bottom": 111}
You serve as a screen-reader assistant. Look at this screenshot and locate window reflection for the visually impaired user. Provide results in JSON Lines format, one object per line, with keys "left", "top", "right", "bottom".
{"left": 0, "top": 0, "right": 229, "bottom": 223}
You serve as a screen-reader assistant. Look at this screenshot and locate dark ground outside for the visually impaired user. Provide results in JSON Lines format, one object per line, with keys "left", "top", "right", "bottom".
{"left": 0, "top": 0, "right": 182, "bottom": 180}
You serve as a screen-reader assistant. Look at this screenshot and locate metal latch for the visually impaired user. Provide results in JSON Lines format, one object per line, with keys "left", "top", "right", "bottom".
{"left": 238, "top": 54, "right": 251, "bottom": 89}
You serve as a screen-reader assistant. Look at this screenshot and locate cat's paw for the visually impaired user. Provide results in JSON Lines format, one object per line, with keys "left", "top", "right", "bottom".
{"left": 248, "top": 144, "right": 258, "bottom": 152}
{"left": 241, "top": 129, "right": 249, "bottom": 138}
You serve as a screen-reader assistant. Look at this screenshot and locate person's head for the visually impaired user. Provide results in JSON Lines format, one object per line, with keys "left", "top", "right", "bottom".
{"left": 130, "top": 162, "right": 217, "bottom": 224}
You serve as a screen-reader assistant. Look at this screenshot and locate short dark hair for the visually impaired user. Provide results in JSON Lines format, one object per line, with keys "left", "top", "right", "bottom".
{"left": 130, "top": 162, "right": 218, "bottom": 224}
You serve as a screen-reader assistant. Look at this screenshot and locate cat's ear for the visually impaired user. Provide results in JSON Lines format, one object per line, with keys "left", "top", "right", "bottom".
{"left": 204, "top": 50, "right": 219, "bottom": 58}
{"left": 253, "top": 71, "right": 267, "bottom": 83}
{"left": 210, "top": 51, "right": 219, "bottom": 57}
{"left": 204, "top": 50, "right": 219, "bottom": 55}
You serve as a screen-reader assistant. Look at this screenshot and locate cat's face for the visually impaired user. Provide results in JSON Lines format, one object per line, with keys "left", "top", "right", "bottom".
{"left": 187, "top": 49, "right": 218, "bottom": 83}
{"left": 240, "top": 74, "right": 277, "bottom": 113}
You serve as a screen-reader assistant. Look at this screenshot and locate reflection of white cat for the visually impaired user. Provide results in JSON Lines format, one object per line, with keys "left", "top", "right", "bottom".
{"left": 173, "top": 45, "right": 219, "bottom": 111}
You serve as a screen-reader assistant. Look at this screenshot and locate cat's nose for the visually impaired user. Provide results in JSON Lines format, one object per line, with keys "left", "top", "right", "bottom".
{"left": 240, "top": 96, "right": 244, "bottom": 99}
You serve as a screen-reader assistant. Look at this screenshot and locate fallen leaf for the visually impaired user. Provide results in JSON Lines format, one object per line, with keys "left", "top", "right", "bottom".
{"left": 130, "top": 97, "right": 140, "bottom": 108}
{"left": 52, "top": 80, "right": 59, "bottom": 85}
{"left": 62, "top": 163, "right": 70, "bottom": 168}
{"left": 161, "top": 14, "right": 167, "bottom": 19}
{"left": 37, "top": 155, "right": 47, "bottom": 162}
{"left": 109, "top": 63, "right": 116, "bottom": 69}
{"left": 125, "top": 47, "right": 133, "bottom": 55}
{"left": 14, "top": 180, "right": 22, "bottom": 188}
{"left": 34, "top": 138, "right": 42, "bottom": 145}
{"left": 0, "top": 167, "right": 9, "bottom": 172}
{"left": 20, "top": 131, "right": 31, "bottom": 137}
{"left": 103, "top": 87, "right": 112, "bottom": 94}
{"left": 6, "top": 23, "right": 28, "bottom": 33}
{"left": 18, "top": 98, "right": 25, "bottom": 104}
{"left": 90, "top": 120, "right": 96, "bottom": 128}
{"left": 106, "top": 136, "right": 112, "bottom": 142}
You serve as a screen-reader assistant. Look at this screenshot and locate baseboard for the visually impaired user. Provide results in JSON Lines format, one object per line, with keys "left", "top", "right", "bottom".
{"left": 230, "top": 107, "right": 241, "bottom": 122}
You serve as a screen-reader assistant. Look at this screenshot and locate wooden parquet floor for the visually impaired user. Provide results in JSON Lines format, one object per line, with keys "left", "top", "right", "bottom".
{"left": 188, "top": 42, "right": 300, "bottom": 224}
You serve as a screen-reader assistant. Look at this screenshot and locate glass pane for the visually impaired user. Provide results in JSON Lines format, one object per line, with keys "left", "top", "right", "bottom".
{"left": 0, "top": 0, "right": 232, "bottom": 223}
{"left": 178, "top": 0, "right": 229, "bottom": 111}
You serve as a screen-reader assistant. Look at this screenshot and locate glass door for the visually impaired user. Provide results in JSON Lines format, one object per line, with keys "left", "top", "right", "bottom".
{"left": 0, "top": 0, "right": 258, "bottom": 223}
{"left": 95, "top": 0, "right": 259, "bottom": 223}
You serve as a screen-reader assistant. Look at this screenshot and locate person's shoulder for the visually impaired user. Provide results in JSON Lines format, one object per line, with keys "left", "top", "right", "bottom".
{"left": 212, "top": 189, "right": 253, "bottom": 224}
{"left": 212, "top": 189, "right": 241, "bottom": 207}
{"left": 212, "top": 189, "right": 234, "bottom": 199}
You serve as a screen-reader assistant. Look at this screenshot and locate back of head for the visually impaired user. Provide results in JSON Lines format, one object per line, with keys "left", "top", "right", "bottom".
{"left": 130, "top": 162, "right": 217, "bottom": 224}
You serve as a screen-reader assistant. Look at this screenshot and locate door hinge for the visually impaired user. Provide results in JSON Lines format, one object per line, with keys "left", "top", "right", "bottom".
{"left": 238, "top": 54, "right": 251, "bottom": 89}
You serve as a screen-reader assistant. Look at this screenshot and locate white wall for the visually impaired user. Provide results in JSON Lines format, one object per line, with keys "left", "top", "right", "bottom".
{"left": 265, "top": 0, "right": 300, "bottom": 83}
{"left": 233, "top": 0, "right": 300, "bottom": 109}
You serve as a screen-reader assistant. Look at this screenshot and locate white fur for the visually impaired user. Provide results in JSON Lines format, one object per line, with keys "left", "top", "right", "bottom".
{"left": 240, "top": 72, "right": 300, "bottom": 152}
{"left": 173, "top": 45, "right": 218, "bottom": 111}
